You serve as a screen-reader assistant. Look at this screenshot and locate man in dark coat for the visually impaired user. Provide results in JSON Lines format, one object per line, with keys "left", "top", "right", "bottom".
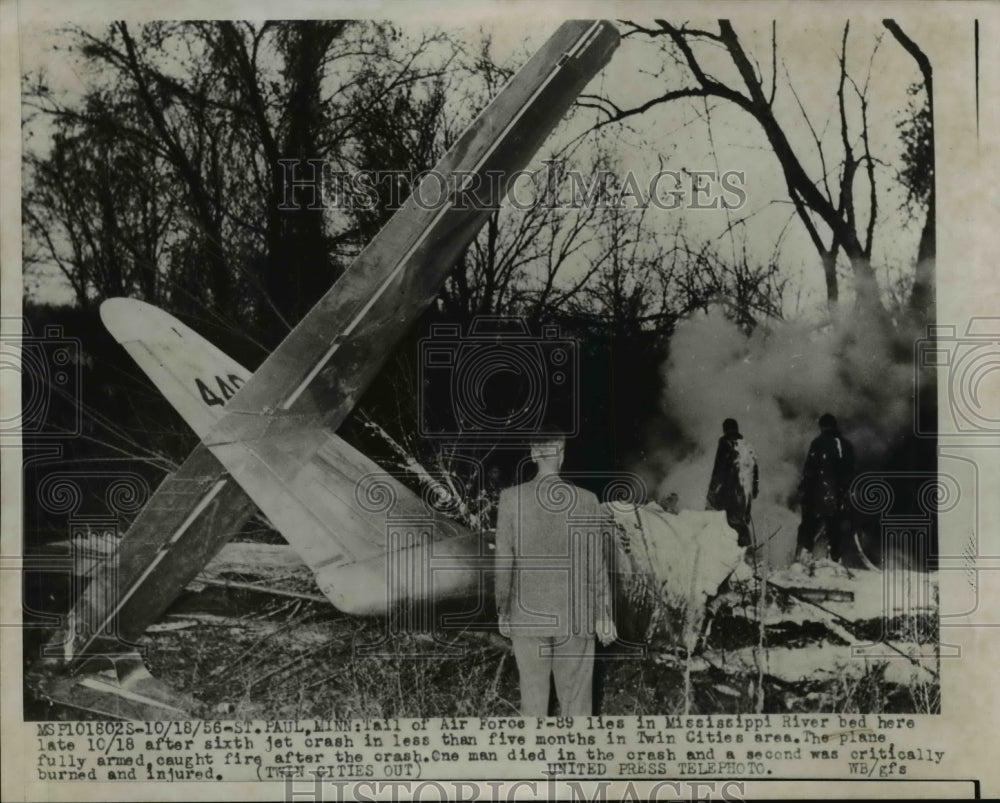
{"left": 797, "top": 413, "right": 855, "bottom": 562}
{"left": 706, "top": 418, "right": 759, "bottom": 547}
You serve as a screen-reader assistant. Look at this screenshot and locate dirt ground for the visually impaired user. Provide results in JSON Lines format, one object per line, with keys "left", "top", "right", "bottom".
{"left": 25, "top": 541, "right": 939, "bottom": 721}
{"left": 62, "top": 580, "right": 939, "bottom": 720}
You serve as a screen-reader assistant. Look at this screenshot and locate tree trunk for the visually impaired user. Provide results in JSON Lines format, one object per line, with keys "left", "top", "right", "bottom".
{"left": 821, "top": 250, "right": 839, "bottom": 309}
{"left": 908, "top": 195, "right": 935, "bottom": 329}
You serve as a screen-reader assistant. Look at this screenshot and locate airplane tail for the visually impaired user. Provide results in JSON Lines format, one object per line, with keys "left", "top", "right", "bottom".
{"left": 96, "top": 297, "right": 482, "bottom": 617}
{"left": 39, "top": 19, "right": 619, "bottom": 718}
{"left": 100, "top": 298, "right": 252, "bottom": 438}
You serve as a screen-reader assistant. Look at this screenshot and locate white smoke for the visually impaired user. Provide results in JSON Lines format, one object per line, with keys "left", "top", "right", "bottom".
{"left": 647, "top": 306, "right": 914, "bottom": 516}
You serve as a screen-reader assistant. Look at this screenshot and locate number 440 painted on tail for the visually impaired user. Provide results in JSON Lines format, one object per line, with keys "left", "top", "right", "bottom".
{"left": 196, "top": 374, "right": 245, "bottom": 407}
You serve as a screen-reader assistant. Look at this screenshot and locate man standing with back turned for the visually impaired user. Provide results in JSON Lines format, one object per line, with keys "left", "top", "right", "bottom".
{"left": 494, "top": 434, "right": 616, "bottom": 716}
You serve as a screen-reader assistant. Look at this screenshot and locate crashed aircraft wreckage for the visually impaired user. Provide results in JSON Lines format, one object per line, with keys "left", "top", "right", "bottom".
{"left": 32, "top": 19, "right": 904, "bottom": 720}
{"left": 33, "top": 21, "right": 625, "bottom": 718}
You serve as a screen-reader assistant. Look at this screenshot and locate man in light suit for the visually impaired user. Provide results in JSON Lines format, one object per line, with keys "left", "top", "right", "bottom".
{"left": 494, "top": 434, "right": 616, "bottom": 716}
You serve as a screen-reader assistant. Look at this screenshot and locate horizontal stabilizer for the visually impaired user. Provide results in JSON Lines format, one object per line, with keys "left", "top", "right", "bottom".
{"left": 100, "top": 298, "right": 251, "bottom": 438}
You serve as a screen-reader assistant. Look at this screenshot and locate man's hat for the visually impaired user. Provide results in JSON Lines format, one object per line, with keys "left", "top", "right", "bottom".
{"left": 818, "top": 413, "right": 837, "bottom": 429}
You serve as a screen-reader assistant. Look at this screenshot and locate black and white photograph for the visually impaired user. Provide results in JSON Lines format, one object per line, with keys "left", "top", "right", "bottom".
{"left": 2, "top": 2, "right": 997, "bottom": 799}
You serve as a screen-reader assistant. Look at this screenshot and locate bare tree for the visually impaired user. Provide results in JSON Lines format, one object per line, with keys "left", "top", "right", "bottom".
{"left": 22, "top": 122, "right": 179, "bottom": 307}
{"left": 884, "top": 19, "right": 934, "bottom": 326}
{"left": 342, "top": 33, "right": 615, "bottom": 322}
{"left": 572, "top": 206, "right": 785, "bottom": 337}
{"left": 581, "top": 20, "right": 925, "bottom": 327}
{"left": 23, "top": 21, "right": 455, "bottom": 342}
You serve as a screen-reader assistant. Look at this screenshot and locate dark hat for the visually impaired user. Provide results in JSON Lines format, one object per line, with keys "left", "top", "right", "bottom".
{"left": 818, "top": 413, "right": 837, "bottom": 429}
{"left": 722, "top": 418, "right": 739, "bottom": 435}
